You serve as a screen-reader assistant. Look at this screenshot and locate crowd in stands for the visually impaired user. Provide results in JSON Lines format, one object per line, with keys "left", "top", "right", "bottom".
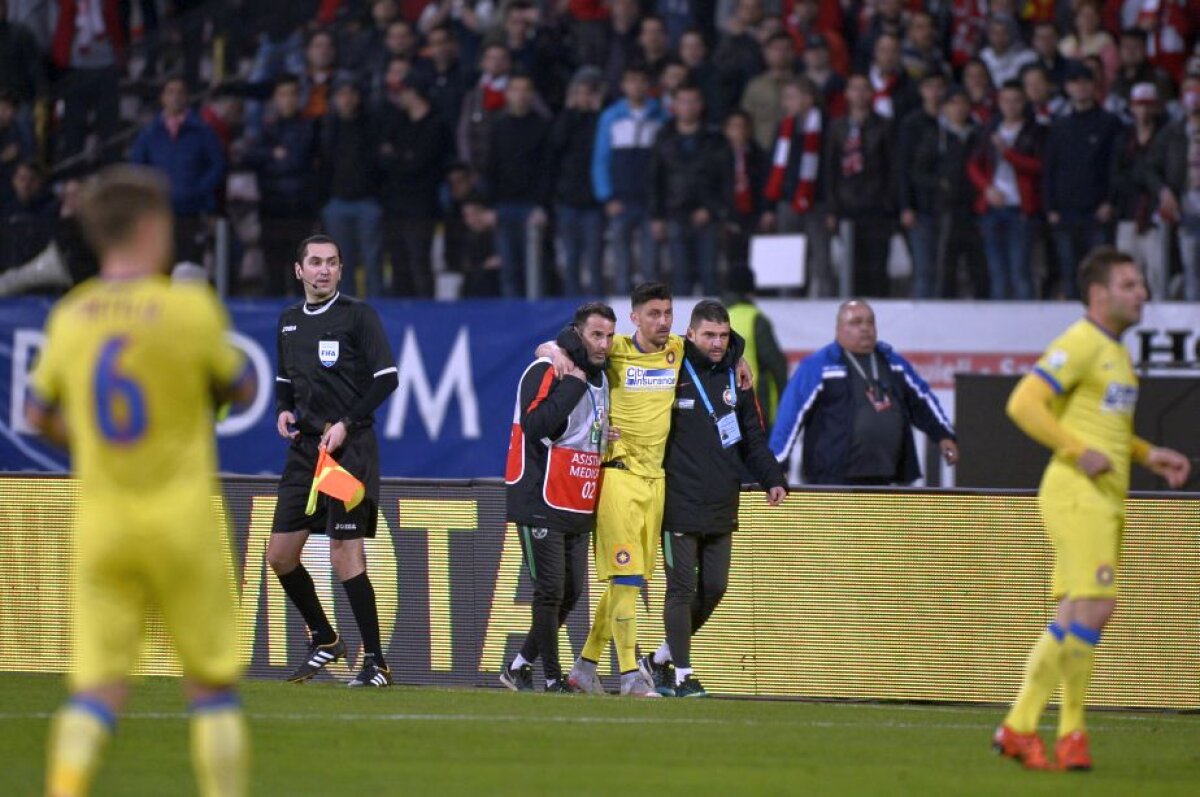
{"left": 1, "top": 0, "right": 1198, "bottom": 300}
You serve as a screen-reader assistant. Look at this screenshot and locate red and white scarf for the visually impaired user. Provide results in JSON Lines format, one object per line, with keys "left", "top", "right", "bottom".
{"left": 950, "top": 0, "right": 988, "bottom": 69}
{"left": 1137, "top": 0, "right": 1192, "bottom": 80}
{"left": 74, "top": 0, "right": 109, "bottom": 54}
{"left": 765, "top": 108, "right": 822, "bottom": 213}
{"left": 480, "top": 74, "right": 509, "bottom": 112}
{"left": 869, "top": 67, "right": 897, "bottom": 118}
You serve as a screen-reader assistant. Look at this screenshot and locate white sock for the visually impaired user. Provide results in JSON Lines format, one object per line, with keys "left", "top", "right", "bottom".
{"left": 675, "top": 667, "right": 693, "bottom": 686}
{"left": 511, "top": 653, "right": 530, "bottom": 670}
{"left": 653, "top": 641, "right": 672, "bottom": 665}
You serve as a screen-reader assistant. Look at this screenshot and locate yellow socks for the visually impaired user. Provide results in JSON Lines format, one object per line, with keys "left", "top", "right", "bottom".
{"left": 1004, "top": 624, "right": 1065, "bottom": 734}
{"left": 190, "top": 693, "right": 249, "bottom": 797}
{"left": 580, "top": 584, "right": 613, "bottom": 663}
{"left": 610, "top": 584, "right": 641, "bottom": 674}
{"left": 46, "top": 698, "right": 114, "bottom": 797}
{"left": 1058, "top": 623, "right": 1100, "bottom": 738}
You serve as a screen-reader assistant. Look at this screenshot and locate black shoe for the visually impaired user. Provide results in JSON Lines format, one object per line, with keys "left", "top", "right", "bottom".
{"left": 674, "top": 674, "right": 708, "bottom": 698}
{"left": 638, "top": 655, "right": 675, "bottom": 697}
{"left": 499, "top": 661, "right": 534, "bottom": 692}
{"left": 286, "top": 634, "right": 346, "bottom": 683}
{"left": 544, "top": 678, "right": 572, "bottom": 693}
{"left": 348, "top": 654, "right": 392, "bottom": 687}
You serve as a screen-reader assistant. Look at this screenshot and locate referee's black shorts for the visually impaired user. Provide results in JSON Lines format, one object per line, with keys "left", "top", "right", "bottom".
{"left": 272, "top": 431, "right": 380, "bottom": 539}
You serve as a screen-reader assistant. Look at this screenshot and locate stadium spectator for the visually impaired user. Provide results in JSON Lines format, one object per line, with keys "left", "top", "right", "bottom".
{"left": 1059, "top": 1, "right": 1118, "bottom": 83}
{"left": 763, "top": 76, "right": 833, "bottom": 296}
{"left": 649, "top": 83, "right": 730, "bottom": 296}
{"left": 867, "top": 32, "right": 916, "bottom": 123}
{"left": 129, "top": 77, "right": 226, "bottom": 265}
{"left": 414, "top": 24, "right": 469, "bottom": 131}
{"left": 713, "top": 0, "right": 767, "bottom": 110}
{"left": 854, "top": 0, "right": 906, "bottom": 73}
{"left": 1029, "top": 21, "right": 1068, "bottom": 88}
{"left": 457, "top": 43, "right": 513, "bottom": 173}
{"left": 721, "top": 109, "right": 768, "bottom": 266}
{"left": 948, "top": 0, "right": 988, "bottom": 70}
{"left": 318, "top": 78, "right": 384, "bottom": 297}
{"left": 962, "top": 57, "right": 996, "bottom": 126}
{"left": 487, "top": 73, "right": 551, "bottom": 298}
{"left": 1135, "top": 0, "right": 1193, "bottom": 82}
{"left": 346, "top": 3, "right": 406, "bottom": 78}
{"left": 785, "top": 0, "right": 850, "bottom": 77}
{"left": 1147, "top": 80, "right": 1200, "bottom": 301}
{"left": 300, "top": 30, "right": 340, "bottom": 120}
{"left": 742, "top": 32, "right": 797, "bottom": 151}
{"left": 417, "top": 0, "right": 496, "bottom": 68}
{"left": 458, "top": 191, "right": 504, "bottom": 296}
{"left": 901, "top": 10, "right": 949, "bottom": 82}
{"left": 969, "top": 80, "right": 1044, "bottom": 301}
{"left": 241, "top": 75, "right": 319, "bottom": 296}
{"left": 371, "top": 55, "right": 413, "bottom": 116}
{"left": 824, "top": 73, "right": 894, "bottom": 297}
{"left": 1043, "top": 63, "right": 1122, "bottom": 299}
{"left": 365, "top": 21, "right": 420, "bottom": 106}
{"left": 637, "top": 14, "right": 673, "bottom": 81}
{"left": 771, "top": 299, "right": 957, "bottom": 485}
{"left": 593, "top": 62, "right": 667, "bottom": 292}
{"left": 52, "top": 0, "right": 125, "bottom": 163}
{"left": 0, "top": 89, "right": 33, "bottom": 207}
{"left": 641, "top": 299, "right": 787, "bottom": 699}
{"left": 679, "top": 28, "right": 726, "bottom": 123}
{"left": 801, "top": 32, "right": 846, "bottom": 118}
{"left": 725, "top": 266, "right": 789, "bottom": 427}
{"left": 1111, "top": 83, "right": 1170, "bottom": 300}
{"left": 550, "top": 67, "right": 606, "bottom": 296}
{"left": 1, "top": 161, "right": 57, "bottom": 272}
{"left": 0, "top": 1, "right": 46, "bottom": 109}
{"left": 897, "top": 72, "right": 948, "bottom": 299}
{"left": 599, "top": 0, "right": 642, "bottom": 97}
{"left": 1022, "top": 63, "right": 1067, "bottom": 126}
{"left": 979, "top": 15, "right": 1037, "bottom": 87}
{"left": 0, "top": 175, "right": 99, "bottom": 297}
{"left": 1108, "top": 28, "right": 1176, "bottom": 120}
{"left": 657, "top": 57, "right": 690, "bottom": 115}
{"left": 656, "top": 0, "right": 698, "bottom": 49}
{"left": 379, "top": 73, "right": 453, "bottom": 298}
{"left": 501, "top": 302, "right": 615, "bottom": 693}
{"left": 914, "top": 87, "right": 986, "bottom": 298}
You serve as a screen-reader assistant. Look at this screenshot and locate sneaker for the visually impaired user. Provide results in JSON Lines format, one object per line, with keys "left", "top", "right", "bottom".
{"left": 619, "top": 670, "right": 661, "bottom": 698}
{"left": 347, "top": 654, "right": 392, "bottom": 687}
{"left": 638, "top": 655, "right": 675, "bottom": 697}
{"left": 566, "top": 658, "right": 606, "bottom": 696}
{"left": 544, "top": 679, "right": 572, "bottom": 693}
{"left": 1055, "top": 731, "right": 1093, "bottom": 771}
{"left": 992, "top": 724, "right": 1051, "bottom": 770}
{"left": 286, "top": 634, "right": 346, "bottom": 683}
{"left": 499, "top": 662, "right": 534, "bottom": 692}
{"left": 674, "top": 675, "right": 708, "bottom": 698}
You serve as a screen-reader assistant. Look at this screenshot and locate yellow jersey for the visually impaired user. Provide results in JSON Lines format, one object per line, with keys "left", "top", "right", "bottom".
{"left": 29, "top": 276, "right": 246, "bottom": 504}
{"left": 604, "top": 333, "right": 684, "bottom": 478}
{"left": 1033, "top": 319, "right": 1139, "bottom": 504}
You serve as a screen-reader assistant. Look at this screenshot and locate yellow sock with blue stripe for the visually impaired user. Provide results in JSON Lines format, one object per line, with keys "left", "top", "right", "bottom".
{"left": 190, "top": 692, "right": 249, "bottom": 797}
{"left": 580, "top": 584, "right": 613, "bottom": 663}
{"left": 47, "top": 696, "right": 115, "bottom": 797}
{"left": 610, "top": 581, "right": 641, "bottom": 674}
{"left": 1004, "top": 623, "right": 1065, "bottom": 734}
{"left": 1058, "top": 623, "right": 1100, "bottom": 738}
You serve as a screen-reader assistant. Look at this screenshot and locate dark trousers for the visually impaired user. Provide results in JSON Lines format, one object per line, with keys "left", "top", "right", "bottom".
{"left": 662, "top": 530, "right": 732, "bottom": 670}
{"left": 385, "top": 217, "right": 436, "bottom": 297}
{"left": 849, "top": 216, "right": 893, "bottom": 297}
{"left": 57, "top": 66, "right": 121, "bottom": 162}
{"left": 259, "top": 204, "right": 317, "bottom": 296}
{"left": 1051, "top": 212, "right": 1108, "bottom": 299}
{"left": 936, "top": 212, "right": 988, "bottom": 299}
{"left": 516, "top": 525, "right": 589, "bottom": 683}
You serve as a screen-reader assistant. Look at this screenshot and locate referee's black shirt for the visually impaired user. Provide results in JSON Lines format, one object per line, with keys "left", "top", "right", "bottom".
{"left": 275, "top": 292, "right": 398, "bottom": 436}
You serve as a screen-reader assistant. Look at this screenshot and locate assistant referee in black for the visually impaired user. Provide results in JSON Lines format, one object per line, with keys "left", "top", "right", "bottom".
{"left": 267, "top": 234, "right": 399, "bottom": 687}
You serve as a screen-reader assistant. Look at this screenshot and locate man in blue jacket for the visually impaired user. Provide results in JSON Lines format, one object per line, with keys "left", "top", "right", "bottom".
{"left": 130, "top": 77, "right": 225, "bottom": 265}
{"left": 769, "top": 299, "right": 958, "bottom": 485}
{"left": 592, "top": 63, "right": 667, "bottom": 293}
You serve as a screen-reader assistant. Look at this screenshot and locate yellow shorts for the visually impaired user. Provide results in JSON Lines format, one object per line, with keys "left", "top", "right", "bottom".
{"left": 595, "top": 468, "right": 664, "bottom": 580}
{"left": 1039, "top": 489, "right": 1123, "bottom": 600}
{"left": 72, "top": 500, "right": 241, "bottom": 691}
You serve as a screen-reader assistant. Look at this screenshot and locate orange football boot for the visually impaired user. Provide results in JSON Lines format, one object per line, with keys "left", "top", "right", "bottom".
{"left": 993, "top": 724, "right": 1052, "bottom": 770}
{"left": 1055, "top": 731, "right": 1093, "bottom": 771}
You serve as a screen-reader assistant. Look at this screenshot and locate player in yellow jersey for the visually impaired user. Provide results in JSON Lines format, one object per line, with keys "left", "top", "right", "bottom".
{"left": 993, "top": 248, "right": 1190, "bottom": 771}
{"left": 24, "top": 166, "right": 254, "bottom": 797}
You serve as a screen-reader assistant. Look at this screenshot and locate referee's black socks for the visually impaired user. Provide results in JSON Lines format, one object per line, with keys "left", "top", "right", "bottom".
{"left": 277, "top": 564, "right": 336, "bottom": 645}
{"left": 342, "top": 572, "right": 386, "bottom": 667}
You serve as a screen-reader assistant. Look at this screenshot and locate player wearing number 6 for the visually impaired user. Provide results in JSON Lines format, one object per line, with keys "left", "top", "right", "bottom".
{"left": 502, "top": 302, "right": 616, "bottom": 692}
{"left": 26, "top": 166, "right": 254, "bottom": 797}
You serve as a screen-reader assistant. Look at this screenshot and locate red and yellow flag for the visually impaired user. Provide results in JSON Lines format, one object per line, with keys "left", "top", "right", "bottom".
{"left": 305, "top": 447, "right": 365, "bottom": 515}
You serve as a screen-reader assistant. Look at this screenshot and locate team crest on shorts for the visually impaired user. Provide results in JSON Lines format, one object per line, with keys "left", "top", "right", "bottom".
{"left": 614, "top": 544, "right": 633, "bottom": 567}
{"left": 318, "top": 340, "right": 339, "bottom": 367}
{"left": 1095, "top": 564, "right": 1115, "bottom": 586}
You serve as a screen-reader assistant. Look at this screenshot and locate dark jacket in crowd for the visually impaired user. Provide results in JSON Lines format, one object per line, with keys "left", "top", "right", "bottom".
{"left": 824, "top": 112, "right": 894, "bottom": 218}
{"left": 1109, "top": 121, "right": 1167, "bottom": 223}
{"left": 414, "top": 58, "right": 468, "bottom": 131}
{"left": 769, "top": 340, "right": 956, "bottom": 485}
{"left": 549, "top": 107, "right": 601, "bottom": 209}
{"left": 912, "top": 120, "right": 979, "bottom": 219}
{"left": 242, "top": 113, "right": 317, "bottom": 212}
{"left": 487, "top": 110, "right": 551, "bottom": 205}
{"left": 728, "top": 140, "right": 769, "bottom": 220}
{"left": 379, "top": 104, "right": 453, "bottom": 218}
{"left": 1145, "top": 117, "right": 1195, "bottom": 201}
{"left": 662, "top": 334, "right": 786, "bottom": 535}
{"left": 0, "top": 16, "right": 47, "bottom": 104}
{"left": 592, "top": 97, "right": 668, "bottom": 205}
{"left": 1042, "top": 105, "right": 1123, "bottom": 216}
{"left": 648, "top": 122, "right": 731, "bottom": 220}
{"left": 319, "top": 111, "right": 379, "bottom": 202}
{"left": 1, "top": 190, "right": 58, "bottom": 271}
{"left": 896, "top": 108, "right": 939, "bottom": 214}
{"left": 129, "top": 109, "right": 225, "bottom": 215}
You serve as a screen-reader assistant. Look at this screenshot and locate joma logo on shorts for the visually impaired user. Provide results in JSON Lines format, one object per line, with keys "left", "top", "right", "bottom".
{"left": 334, "top": 523, "right": 357, "bottom": 531}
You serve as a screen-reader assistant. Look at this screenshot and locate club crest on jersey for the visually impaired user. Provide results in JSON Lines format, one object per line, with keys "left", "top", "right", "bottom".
{"left": 624, "top": 366, "right": 676, "bottom": 391}
{"left": 666, "top": 351, "right": 676, "bottom": 364}
{"left": 318, "top": 340, "right": 340, "bottom": 367}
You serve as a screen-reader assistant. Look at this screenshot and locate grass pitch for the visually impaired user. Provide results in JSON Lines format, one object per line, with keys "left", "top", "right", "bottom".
{"left": 1, "top": 674, "right": 1197, "bottom": 796}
